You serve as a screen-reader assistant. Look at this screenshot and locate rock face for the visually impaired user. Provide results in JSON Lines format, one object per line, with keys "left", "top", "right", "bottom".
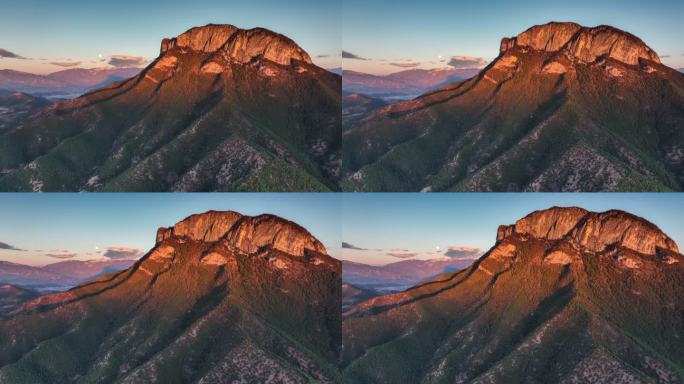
{"left": 500, "top": 22, "right": 661, "bottom": 65}
{"left": 501, "top": 207, "right": 679, "bottom": 255}
{"left": 343, "top": 22, "right": 684, "bottom": 192}
{"left": 157, "top": 210, "right": 327, "bottom": 257}
{"left": 161, "top": 24, "right": 313, "bottom": 65}
{"left": 343, "top": 207, "right": 684, "bottom": 383}
{"left": 0, "top": 23, "right": 340, "bottom": 192}
{"left": 0, "top": 211, "right": 342, "bottom": 383}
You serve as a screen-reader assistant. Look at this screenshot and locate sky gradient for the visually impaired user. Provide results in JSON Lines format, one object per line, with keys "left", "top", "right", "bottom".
{"left": 0, "top": 0, "right": 341, "bottom": 74}
{"left": 0, "top": 193, "right": 682, "bottom": 267}
{"left": 343, "top": 0, "right": 684, "bottom": 74}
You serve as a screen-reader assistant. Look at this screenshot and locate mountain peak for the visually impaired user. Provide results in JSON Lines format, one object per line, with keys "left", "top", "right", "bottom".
{"left": 500, "top": 21, "right": 660, "bottom": 65}
{"left": 156, "top": 210, "right": 327, "bottom": 258}
{"left": 498, "top": 207, "right": 679, "bottom": 256}
{"left": 160, "top": 23, "right": 313, "bottom": 65}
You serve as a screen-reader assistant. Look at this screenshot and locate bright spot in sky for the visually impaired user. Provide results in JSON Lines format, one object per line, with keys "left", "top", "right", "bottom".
{"left": 98, "top": 54, "right": 103, "bottom": 59}
{"left": 438, "top": 55, "right": 443, "bottom": 59}
{"left": 95, "top": 246, "right": 100, "bottom": 250}
{"left": 435, "top": 245, "right": 441, "bottom": 251}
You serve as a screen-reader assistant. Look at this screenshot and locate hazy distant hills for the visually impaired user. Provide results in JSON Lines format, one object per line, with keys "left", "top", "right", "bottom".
{"left": 343, "top": 258, "right": 474, "bottom": 293}
{"left": 0, "top": 259, "right": 134, "bottom": 292}
{"left": 0, "top": 24, "right": 341, "bottom": 192}
{"left": 343, "top": 22, "right": 684, "bottom": 192}
{"left": 342, "top": 207, "right": 684, "bottom": 383}
{"left": 0, "top": 211, "right": 342, "bottom": 383}
{"left": 0, "top": 67, "right": 142, "bottom": 100}
{"left": 342, "top": 68, "right": 480, "bottom": 101}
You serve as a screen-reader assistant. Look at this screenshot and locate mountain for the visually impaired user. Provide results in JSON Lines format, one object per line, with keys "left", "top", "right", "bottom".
{"left": 342, "top": 92, "right": 387, "bottom": 130}
{"left": 343, "top": 68, "right": 480, "bottom": 101}
{"left": 0, "top": 67, "right": 141, "bottom": 100}
{"left": 0, "top": 284, "right": 38, "bottom": 315}
{"left": 343, "top": 22, "right": 684, "bottom": 192}
{"left": 343, "top": 258, "right": 474, "bottom": 292}
{"left": 0, "top": 259, "right": 134, "bottom": 292}
{"left": 342, "top": 207, "right": 684, "bottom": 383}
{"left": 0, "top": 89, "right": 51, "bottom": 130}
{"left": 0, "top": 210, "right": 342, "bottom": 383}
{"left": 0, "top": 24, "right": 341, "bottom": 192}
{"left": 342, "top": 283, "right": 379, "bottom": 311}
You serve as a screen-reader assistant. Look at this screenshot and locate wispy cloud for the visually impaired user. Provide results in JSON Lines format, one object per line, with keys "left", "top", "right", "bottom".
{"left": 316, "top": 54, "right": 330, "bottom": 58}
{"left": 661, "top": 54, "right": 672, "bottom": 58}
{"left": 448, "top": 55, "right": 487, "bottom": 69}
{"left": 342, "top": 50, "right": 368, "bottom": 60}
{"left": 386, "top": 251, "right": 419, "bottom": 259}
{"left": 0, "top": 241, "right": 25, "bottom": 251}
{"left": 0, "top": 48, "right": 24, "bottom": 59}
{"left": 50, "top": 61, "right": 81, "bottom": 68}
{"left": 108, "top": 55, "right": 146, "bottom": 68}
{"left": 389, "top": 62, "right": 421, "bottom": 68}
{"left": 342, "top": 242, "right": 366, "bottom": 250}
{"left": 103, "top": 246, "right": 143, "bottom": 260}
{"left": 443, "top": 246, "right": 482, "bottom": 259}
{"left": 45, "top": 250, "right": 77, "bottom": 259}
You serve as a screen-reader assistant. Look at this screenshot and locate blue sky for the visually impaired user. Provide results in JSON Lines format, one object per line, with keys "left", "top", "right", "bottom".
{"left": 0, "top": 193, "right": 682, "bottom": 267}
{"left": 0, "top": 194, "right": 341, "bottom": 266}
{"left": 343, "top": 0, "right": 684, "bottom": 74}
{"left": 0, "top": 0, "right": 341, "bottom": 73}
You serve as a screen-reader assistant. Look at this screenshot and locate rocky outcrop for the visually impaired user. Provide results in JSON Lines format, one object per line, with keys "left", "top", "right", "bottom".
{"left": 500, "top": 22, "right": 661, "bottom": 65}
{"left": 156, "top": 210, "right": 327, "bottom": 257}
{"left": 160, "top": 24, "right": 313, "bottom": 65}
{"left": 498, "top": 207, "right": 679, "bottom": 256}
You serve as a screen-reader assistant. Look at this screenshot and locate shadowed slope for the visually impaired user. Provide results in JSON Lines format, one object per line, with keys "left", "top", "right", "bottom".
{"left": 343, "top": 22, "right": 684, "bottom": 192}
{"left": 0, "top": 211, "right": 342, "bottom": 383}
{"left": 0, "top": 24, "right": 341, "bottom": 192}
{"left": 342, "top": 207, "right": 684, "bottom": 383}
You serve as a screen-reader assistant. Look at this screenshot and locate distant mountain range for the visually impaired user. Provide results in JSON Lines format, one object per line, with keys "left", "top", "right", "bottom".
{"left": 343, "top": 22, "right": 684, "bottom": 192}
{"left": 0, "top": 259, "right": 134, "bottom": 292}
{"left": 0, "top": 24, "right": 341, "bottom": 192}
{"left": 343, "top": 68, "right": 480, "bottom": 101}
{"left": 342, "top": 207, "right": 684, "bottom": 383}
{"left": 0, "top": 211, "right": 342, "bottom": 382}
{"left": 343, "top": 258, "right": 475, "bottom": 293}
{"left": 0, "top": 67, "right": 142, "bottom": 100}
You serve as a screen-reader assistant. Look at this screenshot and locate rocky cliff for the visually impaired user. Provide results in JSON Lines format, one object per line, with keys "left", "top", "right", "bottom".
{"left": 160, "top": 24, "right": 312, "bottom": 65}
{"left": 500, "top": 22, "right": 660, "bottom": 65}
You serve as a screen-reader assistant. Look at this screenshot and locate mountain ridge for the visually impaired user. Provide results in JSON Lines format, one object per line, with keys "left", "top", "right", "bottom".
{"left": 0, "top": 210, "right": 342, "bottom": 383}
{"left": 342, "top": 207, "right": 684, "bottom": 383}
{"left": 342, "top": 21, "right": 684, "bottom": 192}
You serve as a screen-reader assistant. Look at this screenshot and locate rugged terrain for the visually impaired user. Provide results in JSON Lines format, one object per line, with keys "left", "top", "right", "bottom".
{"left": 342, "top": 207, "right": 684, "bottom": 383}
{"left": 0, "top": 284, "right": 37, "bottom": 316}
{"left": 0, "top": 89, "right": 50, "bottom": 130}
{"left": 0, "top": 24, "right": 341, "bottom": 191}
{"left": 0, "top": 211, "right": 342, "bottom": 383}
{"left": 343, "top": 22, "right": 684, "bottom": 191}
